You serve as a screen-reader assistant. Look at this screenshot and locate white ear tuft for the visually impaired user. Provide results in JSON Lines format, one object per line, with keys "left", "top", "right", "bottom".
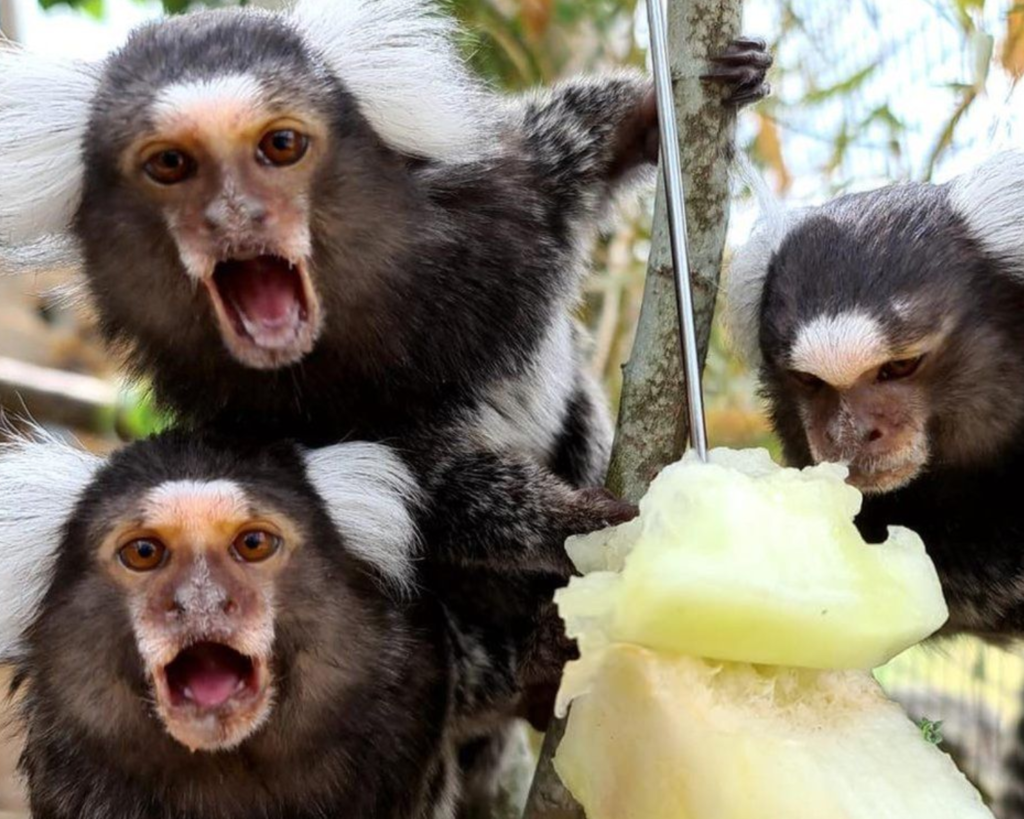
{"left": 948, "top": 149, "right": 1024, "bottom": 277}
{"left": 303, "top": 442, "right": 423, "bottom": 594}
{"left": 290, "top": 0, "right": 496, "bottom": 162}
{"left": 0, "top": 44, "right": 99, "bottom": 254}
{"left": 723, "top": 165, "right": 796, "bottom": 366}
{"left": 0, "top": 426, "right": 102, "bottom": 660}
{"left": 0, "top": 236, "right": 84, "bottom": 277}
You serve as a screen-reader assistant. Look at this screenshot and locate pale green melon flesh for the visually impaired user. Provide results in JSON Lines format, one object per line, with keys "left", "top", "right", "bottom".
{"left": 560, "top": 448, "right": 948, "bottom": 670}
{"left": 554, "top": 450, "right": 981, "bottom": 818}
{"left": 556, "top": 646, "right": 993, "bottom": 819}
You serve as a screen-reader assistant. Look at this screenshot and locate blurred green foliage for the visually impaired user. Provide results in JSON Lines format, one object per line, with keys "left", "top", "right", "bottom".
{"left": 113, "top": 385, "right": 174, "bottom": 440}
{"left": 451, "top": 0, "right": 640, "bottom": 87}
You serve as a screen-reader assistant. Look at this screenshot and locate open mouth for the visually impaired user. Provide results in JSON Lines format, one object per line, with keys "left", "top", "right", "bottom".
{"left": 164, "top": 642, "right": 260, "bottom": 709}
{"left": 154, "top": 641, "right": 272, "bottom": 751}
{"left": 205, "top": 255, "right": 321, "bottom": 369}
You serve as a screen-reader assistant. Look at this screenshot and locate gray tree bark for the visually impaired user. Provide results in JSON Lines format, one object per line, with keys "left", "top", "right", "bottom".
{"left": 521, "top": 0, "right": 744, "bottom": 815}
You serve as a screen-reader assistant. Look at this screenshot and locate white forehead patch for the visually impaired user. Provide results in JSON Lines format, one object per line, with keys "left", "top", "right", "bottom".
{"left": 142, "top": 480, "right": 249, "bottom": 530}
{"left": 790, "top": 311, "right": 889, "bottom": 388}
{"left": 152, "top": 74, "right": 264, "bottom": 129}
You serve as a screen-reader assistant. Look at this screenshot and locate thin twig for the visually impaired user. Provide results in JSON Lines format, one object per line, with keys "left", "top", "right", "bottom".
{"left": 0, "top": 356, "right": 116, "bottom": 432}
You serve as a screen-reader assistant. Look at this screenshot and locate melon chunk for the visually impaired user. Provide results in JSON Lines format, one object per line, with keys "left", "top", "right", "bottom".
{"left": 553, "top": 450, "right": 986, "bottom": 818}
{"left": 559, "top": 448, "right": 947, "bottom": 670}
{"left": 554, "top": 645, "right": 992, "bottom": 819}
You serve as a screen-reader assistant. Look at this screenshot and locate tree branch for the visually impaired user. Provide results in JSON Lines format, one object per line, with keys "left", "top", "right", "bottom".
{"left": 607, "top": 0, "right": 742, "bottom": 502}
{"left": 0, "top": 356, "right": 116, "bottom": 432}
{"left": 522, "top": 0, "right": 743, "bottom": 814}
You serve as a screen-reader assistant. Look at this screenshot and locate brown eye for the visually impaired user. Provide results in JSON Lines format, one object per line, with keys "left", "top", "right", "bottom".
{"left": 143, "top": 149, "right": 196, "bottom": 185}
{"left": 790, "top": 370, "right": 825, "bottom": 390}
{"left": 878, "top": 356, "right": 924, "bottom": 382}
{"left": 232, "top": 530, "right": 282, "bottom": 563}
{"left": 257, "top": 129, "right": 310, "bottom": 167}
{"left": 119, "top": 539, "right": 167, "bottom": 572}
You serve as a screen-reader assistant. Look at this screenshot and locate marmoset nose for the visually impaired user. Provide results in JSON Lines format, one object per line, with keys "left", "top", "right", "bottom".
{"left": 204, "top": 197, "right": 268, "bottom": 233}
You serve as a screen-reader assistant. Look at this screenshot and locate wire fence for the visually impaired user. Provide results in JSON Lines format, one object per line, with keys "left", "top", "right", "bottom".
{"left": 878, "top": 640, "right": 1024, "bottom": 806}
{"left": 741, "top": 0, "right": 1024, "bottom": 191}
{"left": 733, "top": 2, "right": 1024, "bottom": 812}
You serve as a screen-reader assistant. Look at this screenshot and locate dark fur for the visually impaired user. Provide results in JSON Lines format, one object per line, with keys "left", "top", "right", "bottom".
{"left": 82, "top": 12, "right": 645, "bottom": 448}
{"left": 757, "top": 182, "right": 1024, "bottom": 633}
{"left": 68, "top": 7, "right": 770, "bottom": 803}
{"left": 80, "top": 10, "right": 770, "bottom": 460}
{"left": 1001, "top": 691, "right": 1024, "bottom": 818}
{"left": 749, "top": 177, "right": 1024, "bottom": 817}
{"left": 11, "top": 432, "right": 554, "bottom": 819}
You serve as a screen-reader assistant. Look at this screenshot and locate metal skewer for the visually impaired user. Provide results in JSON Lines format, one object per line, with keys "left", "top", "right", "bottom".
{"left": 645, "top": 0, "right": 709, "bottom": 462}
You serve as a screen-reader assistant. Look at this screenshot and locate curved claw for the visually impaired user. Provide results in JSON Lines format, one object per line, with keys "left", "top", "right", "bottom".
{"left": 701, "top": 36, "right": 774, "bottom": 109}
{"left": 576, "top": 486, "right": 640, "bottom": 530}
{"left": 724, "top": 81, "right": 772, "bottom": 109}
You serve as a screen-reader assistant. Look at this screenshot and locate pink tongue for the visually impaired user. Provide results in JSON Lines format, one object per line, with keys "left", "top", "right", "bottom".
{"left": 220, "top": 258, "right": 301, "bottom": 327}
{"left": 186, "top": 661, "right": 242, "bottom": 709}
{"left": 168, "top": 643, "right": 250, "bottom": 709}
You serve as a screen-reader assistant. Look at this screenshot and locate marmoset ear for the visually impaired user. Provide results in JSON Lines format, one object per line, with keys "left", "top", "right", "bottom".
{"left": 0, "top": 427, "right": 102, "bottom": 660}
{"left": 0, "top": 46, "right": 100, "bottom": 253}
{"left": 303, "top": 442, "right": 423, "bottom": 595}
{"left": 289, "top": 0, "right": 497, "bottom": 162}
{"left": 948, "top": 149, "right": 1024, "bottom": 280}
{"left": 724, "top": 209, "right": 801, "bottom": 367}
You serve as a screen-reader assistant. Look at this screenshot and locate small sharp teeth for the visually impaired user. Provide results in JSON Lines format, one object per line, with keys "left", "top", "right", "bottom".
{"left": 234, "top": 678, "right": 246, "bottom": 694}
{"left": 182, "top": 686, "right": 195, "bottom": 702}
{"left": 237, "top": 300, "right": 303, "bottom": 348}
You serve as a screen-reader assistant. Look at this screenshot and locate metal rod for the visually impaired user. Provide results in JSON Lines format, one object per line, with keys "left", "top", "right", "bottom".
{"left": 645, "top": 0, "right": 709, "bottom": 461}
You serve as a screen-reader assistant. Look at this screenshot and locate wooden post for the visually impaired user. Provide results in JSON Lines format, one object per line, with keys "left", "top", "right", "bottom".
{"left": 521, "top": 0, "right": 744, "bottom": 814}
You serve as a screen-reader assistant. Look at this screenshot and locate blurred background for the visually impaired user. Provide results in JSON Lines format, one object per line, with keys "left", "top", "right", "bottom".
{"left": 1, "top": 0, "right": 1023, "bottom": 815}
